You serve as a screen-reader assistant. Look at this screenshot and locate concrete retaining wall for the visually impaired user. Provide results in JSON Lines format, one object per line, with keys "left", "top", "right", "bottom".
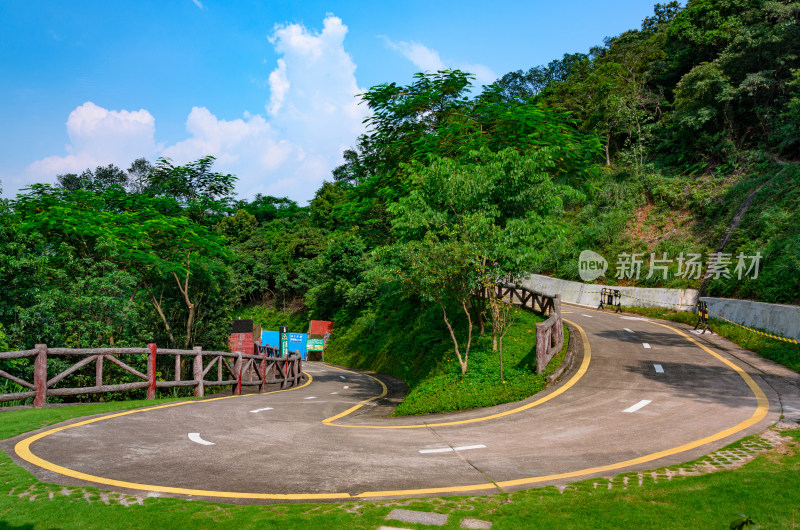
{"left": 701, "top": 297, "right": 800, "bottom": 341}
{"left": 521, "top": 274, "right": 699, "bottom": 309}
{"left": 520, "top": 274, "right": 799, "bottom": 342}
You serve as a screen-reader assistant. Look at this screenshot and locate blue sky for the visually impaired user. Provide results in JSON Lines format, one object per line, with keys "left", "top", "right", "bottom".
{"left": 1, "top": 1, "right": 662, "bottom": 203}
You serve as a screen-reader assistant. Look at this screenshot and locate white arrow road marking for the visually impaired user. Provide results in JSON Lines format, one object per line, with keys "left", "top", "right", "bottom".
{"left": 654, "top": 364, "right": 664, "bottom": 373}
{"left": 249, "top": 407, "right": 274, "bottom": 413}
{"left": 304, "top": 396, "right": 317, "bottom": 400}
{"left": 188, "top": 433, "right": 215, "bottom": 445}
{"left": 642, "top": 343, "right": 651, "bottom": 349}
{"left": 624, "top": 328, "right": 635, "bottom": 333}
{"left": 623, "top": 400, "right": 652, "bottom": 413}
{"left": 419, "top": 444, "right": 486, "bottom": 454}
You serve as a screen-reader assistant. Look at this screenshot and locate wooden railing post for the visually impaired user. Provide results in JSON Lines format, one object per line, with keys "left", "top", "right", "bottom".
{"left": 297, "top": 356, "right": 302, "bottom": 386}
{"left": 234, "top": 352, "right": 242, "bottom": 395}
{"left": 193, "top": 346, "right": 204, "bottom": 397}
{"left": 259, "top": 348, "right": 267, "bottom": 393}
{"left": 175, "top": 354, "right": 181, "bottom": 382}
{"left": 96, "top": 354, "right": 104, "bottom": 389}
{"left": 146, "top": 343, "right": 157, "bottom": 400}
{"left": 33, "top": 344, "right": 47, "bottom": 408}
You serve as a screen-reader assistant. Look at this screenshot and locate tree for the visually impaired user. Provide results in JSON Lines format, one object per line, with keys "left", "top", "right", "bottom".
{"left": 127, "top": 158, "right": 154, "bottom": 194}
{"left": 145, "top": 156, "right": 236, "bottom": 226}
{"left": 13, "top": 156, "right": 238, "bottom": 349}
{"left": 379, "top": 148, "right": 579, "bottom": 374}
{"left": 56, "top": 164, "right": 128, "bottom": 192}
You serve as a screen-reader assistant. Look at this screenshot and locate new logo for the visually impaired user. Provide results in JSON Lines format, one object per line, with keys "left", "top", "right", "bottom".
{"left": 578, "top": 250, "right": 608, "bottom": 282}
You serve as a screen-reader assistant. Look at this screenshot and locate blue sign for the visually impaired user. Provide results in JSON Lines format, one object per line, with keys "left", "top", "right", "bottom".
{"left": 262, "top": 331, "right": 280, "bottom": 353}
{"left": 262, "top": 331, "right": 308, "bottom": 359}
{"left": 288, "top": 333, "right": 308, "bottom": 359}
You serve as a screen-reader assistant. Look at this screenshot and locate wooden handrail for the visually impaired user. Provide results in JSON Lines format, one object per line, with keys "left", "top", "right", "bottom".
{"left": 0, "top": 344, "right": 304, "bottom": 407}
{"left": 480, "top": 283, "right": 564, "bottom": 374}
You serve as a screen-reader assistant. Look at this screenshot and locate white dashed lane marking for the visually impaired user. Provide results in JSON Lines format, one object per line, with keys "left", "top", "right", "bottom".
{"left": 330, "top": 392, "right": 338, "bottom": 395}
{"left": 188, "top": 433, "right": 215, "bottom": 446}
{"left": 654, "top": 364, "right": 664, "bottom": 373}
{"left": 304, "top": 396, "right": 317, "bottom": 400}
{"left": 624, "top": 328, "right": 634, "bottom": 333}
{"left": 249, "top": 407, "right": 274, "bottom": 413}
{"left": 339, "top": 376, "right": 346, "bottom": 380}
{"left": 642, "top": 343, "right": 651, "bottom": 349}
{"left": 419, "top": 444, "right": 486, "bottom": 454}
{"left": 582, "top": 314, "right": 593, "bottom": 318}
{"left": 623, "top": 400, "right": 652, "bottom": 413}
{"left": 343, "top": 386, "right": 349, "bottom": 389}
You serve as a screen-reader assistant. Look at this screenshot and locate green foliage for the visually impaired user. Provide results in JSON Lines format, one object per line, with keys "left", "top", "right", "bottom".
{"left": 393, "top": 313, "right": 562, "bottom": 416}
{"left": 1, "top": 157, "right": 237, "bottom": 356}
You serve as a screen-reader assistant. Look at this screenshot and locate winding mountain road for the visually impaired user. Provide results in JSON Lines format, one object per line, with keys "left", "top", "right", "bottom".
{"left": 7, "top": 305, "right": 799, "bottom": 503}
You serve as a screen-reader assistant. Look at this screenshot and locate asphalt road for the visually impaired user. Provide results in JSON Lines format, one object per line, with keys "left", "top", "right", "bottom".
{"left": 7, "top": 305, "right": 799, "bottom": 503}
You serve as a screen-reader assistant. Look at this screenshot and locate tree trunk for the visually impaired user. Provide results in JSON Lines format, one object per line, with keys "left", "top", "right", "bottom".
{"left": 440, "top": 303, "right": 468, "bottom": 375}
{"left": 149, "top": 290, "right": 176, "bottom": 344}
{"left": 172, "top": 253, "right": 196, "bottom": 348}
{"left": 605, "top": 132, "right": 611, "bottom": 166}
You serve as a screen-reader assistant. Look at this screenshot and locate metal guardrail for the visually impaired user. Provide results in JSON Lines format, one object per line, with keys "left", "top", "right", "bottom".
{"left": 0, "top": 344, "right": 303, "bottom": 407}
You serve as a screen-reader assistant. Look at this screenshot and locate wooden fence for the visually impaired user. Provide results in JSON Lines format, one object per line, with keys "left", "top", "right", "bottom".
{"left": 0, "top": 344, "right": 303, "bottom": 407}
{"left": 485, "top": 283, "right": 563, "bottom": 374}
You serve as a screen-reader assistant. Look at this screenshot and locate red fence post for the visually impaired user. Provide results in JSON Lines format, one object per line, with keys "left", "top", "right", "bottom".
{"left": 146, "top": 343, "right": 157, "bottom": 400}
{"left": 193, "top": 346, "right": 204, "bottom": 397}
{"left": 33, "top": 344, "right": 47, "bottom": 408}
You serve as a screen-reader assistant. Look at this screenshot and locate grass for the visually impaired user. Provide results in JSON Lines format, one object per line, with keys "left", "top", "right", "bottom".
{"left": 622, "top": 305, "right": 800, "bottom": 373}
{"left": 393, "top": 313, "right": 568, "bottom": 416}
{"left": 326, "top": 301, "right": 570, "bottom": 417}
{"left": 0, "top": 397, "right": 204, "bottom": 441}
{"left": 1, "top": 400, "right": 799, "bottom": 528}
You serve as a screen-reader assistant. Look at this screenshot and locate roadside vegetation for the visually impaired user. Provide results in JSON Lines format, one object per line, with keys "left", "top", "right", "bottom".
{"left": 0, "top": 401, "right": 798, "bottom": 528}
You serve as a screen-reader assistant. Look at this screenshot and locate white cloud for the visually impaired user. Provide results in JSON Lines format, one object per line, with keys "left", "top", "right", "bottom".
{"left": 383, "top": 37, "right": 498, "bottom": 86}
{"left": 11, "top": 15, "right": 369, "bottom": 204}
{"left": 12, "top": 102, "right": 159, "bottom": 192}
{"left": 382, "top": 38, "right": 445, "bottom": 72}
{"left": 161, "top": 14, "right": 369, "bottom": 202}
{"left": 191, "top": 0, "right": 204, "bottom": 9}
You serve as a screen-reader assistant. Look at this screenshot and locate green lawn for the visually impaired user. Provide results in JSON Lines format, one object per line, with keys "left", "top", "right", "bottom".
{"left": 394, "top": 311, "right": 568, "bottom": 416}
{"left": 1, "top": 400, "right": 799, "bottom": 528}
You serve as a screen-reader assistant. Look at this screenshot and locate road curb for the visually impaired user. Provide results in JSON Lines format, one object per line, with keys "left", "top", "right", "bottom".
{"left": 546, "top": 322, "right": 579, "bottom": 386}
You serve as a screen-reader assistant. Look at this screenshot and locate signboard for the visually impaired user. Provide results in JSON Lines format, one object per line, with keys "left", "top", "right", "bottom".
{"left": 279, "top": 326, "right": 289, "bottom": 357}
{"left": 262, "top": 331, "right": 279, "bottom": 353}
{"left": 288, "top": 333, "right": 308, "bottom": 360}
{"left": 307, "top": 338, "right": 325, "bottom": 351}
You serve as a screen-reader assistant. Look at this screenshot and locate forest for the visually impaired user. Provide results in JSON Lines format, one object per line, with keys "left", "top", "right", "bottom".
{"left": 1, "top": 0, "right": 798, "bottom": 398}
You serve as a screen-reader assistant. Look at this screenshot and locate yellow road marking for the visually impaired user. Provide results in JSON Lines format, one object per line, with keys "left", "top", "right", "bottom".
{"left": 321, "top": 319, "right": 590, "bottom": 428}
{"left": 14, "top": 314, "right": 771, "bottom": 501}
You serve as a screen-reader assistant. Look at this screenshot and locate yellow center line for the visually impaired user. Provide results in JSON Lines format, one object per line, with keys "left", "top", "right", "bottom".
{"left": 13, "top": 313, "right": 771, "bottom": 501}
{"left": 321, "top": 319, "right": 590, "bottom": 428}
